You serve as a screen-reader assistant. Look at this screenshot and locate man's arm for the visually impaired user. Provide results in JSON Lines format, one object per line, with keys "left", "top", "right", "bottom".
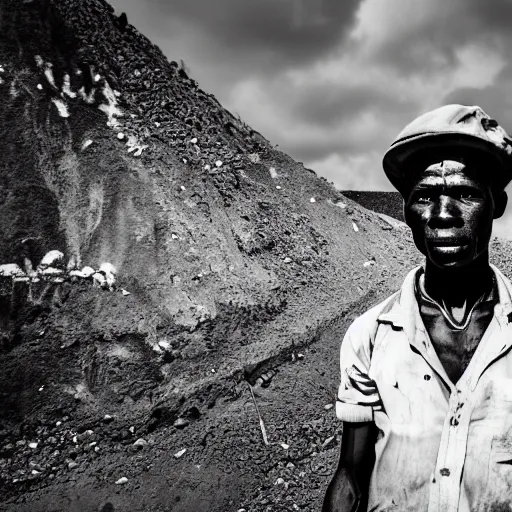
{"left": 322, "top": 421, "right": 377, "bottom": 512}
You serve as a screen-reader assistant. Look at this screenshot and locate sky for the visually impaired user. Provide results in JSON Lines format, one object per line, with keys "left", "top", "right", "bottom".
{"left": 109, "top": 0, "right": 512, "bottom": 239}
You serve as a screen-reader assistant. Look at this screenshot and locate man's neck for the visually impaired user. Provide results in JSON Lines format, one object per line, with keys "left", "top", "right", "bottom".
{"left": 423, "top": 252, "right": 494, "bottom": 309}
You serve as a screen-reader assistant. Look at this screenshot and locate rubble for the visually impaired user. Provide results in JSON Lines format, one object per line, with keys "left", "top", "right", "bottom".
{"left": 174, "top": 449, "right": 187, "bottom": 459}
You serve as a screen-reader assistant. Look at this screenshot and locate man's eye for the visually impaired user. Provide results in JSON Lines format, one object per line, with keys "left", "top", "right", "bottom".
{"left": 416, "top": 194, "right": 433, "bottom": 203}
{"left": 457, "top": 191, "right": 479, "bottom": 200}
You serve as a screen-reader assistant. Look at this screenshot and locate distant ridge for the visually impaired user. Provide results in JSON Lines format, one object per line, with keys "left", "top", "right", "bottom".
{"left": 342, "top": 190, "right": 404, "bottom": 222}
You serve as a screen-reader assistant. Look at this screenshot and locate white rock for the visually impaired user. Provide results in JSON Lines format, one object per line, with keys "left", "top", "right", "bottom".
{"left": 276, "top": 186, "right": 282, "bottom": 190}
{"left": 115, "top": 477, "right": 128, "bottom": 485}
{"left": 215, "top": 160, "right": 223, "bottom": 168}
{"left": 352, "top": 222, "right": 359, "bottom": 232}
{"left": 0, "top": 264, "right": 24, "bottom": 277}
{"left": 121, "top": 289, "right": 131, "bottom": 296}
{"left": 31, "top": 470, "right": 40, "bottom": 476}
{"left": 171, "top": 233, "right": 179, "bottom": 240}
{"left": 133, "top": 438, "right": 147, "bottom": 448}
{"left": 269, "top": 167, "right": 278, "bottom": 179}
{"left": 92, "top": 273, "right": 106, "bottom": 287}
{"left": 204, "top": 164, "right": 211, "bottom": 171}
{"left": 363, "top": 261, "right": 375, "bottom": 268}
{"left": 322, "top": 436, "right": 336, "bottom": 448}
{"left": 129, "top": 426, "right": 135, "bottom": 434}
{"left": 81, "top": 266, "right": 95, "bottom": 277}
{"left": 82, "top": 139, "right": 93, "bottom": 150}
{"left": 158, "top": 340, "right": 171, "bottom": 350}
{"left": 174, "top": 448, "right": 187, "bottom": 459}
{"left": 297, "top": 353, "right": 305, "bottom": 360}
{"left": 41, "top": 267, "right": 64, "bottom": 276}
{"left": 154, "top": 121, "right": 160, "bottom": 127}
{"left": 62, "top": 74, "right": 76, "bottom": 98}
{"left": 29, "top": 442, "right": 38, "bottom": 449}
{"left": 23, "top": 258, "right": 34, "bottom": 274}
{"left": 275, "top": 478, "right": 285, "bottom": 485}
{"left": 180, "top": 186, "right": 186, "bottom": 191}
{"left": 51, "top": 98, "right": 70, "bottom": 118}
{"left": 117, "top": 132, "right": 125, "bottom": 140}
{"left": 280, "top": 443, "right": 289, "bottom": 450}
{"left": 94, "top": 74, "right": 101, "bottom": 82}
{"left": 310, "top": 197, "right": 316, "bottom": 203}
{"left": 70, "top": 270, "right": 86, "bottom": 278}
{"left": 99, "top": 262, "right": 117, "bottom": 275}
{"left": 190, "top": 137, "right": 198, "bottom": 144}
{"left": 40, "top": 250, "right": 64, "bottom": 267}
{"left": 324, "top": 403, "right": 334, "bottom": 411}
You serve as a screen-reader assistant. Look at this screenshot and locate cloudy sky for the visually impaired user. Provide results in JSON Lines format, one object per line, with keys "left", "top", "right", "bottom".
{"left": 109, "top": 0, "right": 512, "bottom": 238}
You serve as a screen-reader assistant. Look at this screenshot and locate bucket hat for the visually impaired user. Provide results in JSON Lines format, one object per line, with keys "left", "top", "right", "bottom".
{"left": 383, "top": 104, "right": 512, "bottom": 195}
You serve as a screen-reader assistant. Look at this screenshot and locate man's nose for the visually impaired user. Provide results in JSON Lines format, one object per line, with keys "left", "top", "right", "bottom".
{"left": 427, "top": 195, "right": 463, "bottom": 228}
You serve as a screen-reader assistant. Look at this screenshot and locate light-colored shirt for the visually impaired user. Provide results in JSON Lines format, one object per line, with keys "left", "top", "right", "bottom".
{"left": 336, "top": 264, "right": 512, "bottom": 512}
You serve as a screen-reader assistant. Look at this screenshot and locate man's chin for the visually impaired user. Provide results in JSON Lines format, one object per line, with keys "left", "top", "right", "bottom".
{"left": 426, "top": 245, "right": 473, "bottom": 269}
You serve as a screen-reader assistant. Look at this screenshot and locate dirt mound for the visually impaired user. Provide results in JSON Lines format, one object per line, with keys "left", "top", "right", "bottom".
{"left": 2, "top": 2, "right": 512, "bottom": 511}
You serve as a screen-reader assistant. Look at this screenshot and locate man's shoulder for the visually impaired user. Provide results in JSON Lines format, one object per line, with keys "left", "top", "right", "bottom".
{"left": 347, "top": 289, "right": 401, "bottom": 338}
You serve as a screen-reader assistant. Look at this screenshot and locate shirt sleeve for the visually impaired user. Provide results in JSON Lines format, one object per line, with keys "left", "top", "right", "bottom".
{"left": 336, "top": 319, "right": 382, "bottom": 423}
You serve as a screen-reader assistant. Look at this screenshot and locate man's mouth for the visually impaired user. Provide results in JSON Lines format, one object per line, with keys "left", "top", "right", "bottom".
{"left": 427, "top": 237, "right": 470, "bottom": 247}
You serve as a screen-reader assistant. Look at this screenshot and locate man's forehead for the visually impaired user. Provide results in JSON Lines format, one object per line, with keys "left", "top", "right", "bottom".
{"left": 414, "top": 159, "right": 484, "bottom": 186}
{"left": 424, "top": 159, "right": 466, "bottom": 173}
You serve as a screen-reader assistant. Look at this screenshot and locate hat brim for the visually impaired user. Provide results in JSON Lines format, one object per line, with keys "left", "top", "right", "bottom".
{"left": 383, "top": 132, "right": 511, "bottom": 197}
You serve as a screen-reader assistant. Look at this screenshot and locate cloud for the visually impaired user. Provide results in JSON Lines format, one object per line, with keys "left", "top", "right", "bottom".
{"left": 111, "top": 0, "right": 512, "bottom": 199}
{"left": 142, "top": 0, "right": 361, "bottom": 67}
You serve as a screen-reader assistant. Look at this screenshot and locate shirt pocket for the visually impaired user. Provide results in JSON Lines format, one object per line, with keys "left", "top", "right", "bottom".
{"left": 487, "top": 436, "right": 512, "bottom": 500}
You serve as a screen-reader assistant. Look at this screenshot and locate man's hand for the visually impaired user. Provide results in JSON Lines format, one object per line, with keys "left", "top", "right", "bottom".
{"left": 322, "top": 422, "right": 377, "bottom": 512}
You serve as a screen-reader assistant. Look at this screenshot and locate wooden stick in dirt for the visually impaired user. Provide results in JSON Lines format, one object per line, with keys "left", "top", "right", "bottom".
{"left": 248, "top": 382, "right": 269, "bottom": 446}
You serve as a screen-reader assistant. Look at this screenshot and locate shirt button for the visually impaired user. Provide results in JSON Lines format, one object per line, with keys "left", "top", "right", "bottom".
{"left": 440, "top": 468, "right": 450, "bottom": 477}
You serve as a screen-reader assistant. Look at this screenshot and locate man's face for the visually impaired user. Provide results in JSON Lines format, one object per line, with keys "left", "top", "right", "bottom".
{"left": 404, "top": 159, "right": 495, "bottom": 269}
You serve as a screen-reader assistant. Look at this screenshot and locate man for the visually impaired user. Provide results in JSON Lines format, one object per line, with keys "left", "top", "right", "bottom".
{"left": 323, "top": 104, "right": 512, "bottom": 512}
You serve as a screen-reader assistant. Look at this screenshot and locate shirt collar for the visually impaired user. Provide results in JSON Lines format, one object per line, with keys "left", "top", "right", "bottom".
{"left": 378, "top": 264, "right": 512, "bottom": 333}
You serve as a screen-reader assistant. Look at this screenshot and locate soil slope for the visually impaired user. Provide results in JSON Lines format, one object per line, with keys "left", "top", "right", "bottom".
{"left": 342, "top": 191, "right": 403, "bottom": 223}
{"left": 1, "top": 2, "right": 512, "bottom": 511}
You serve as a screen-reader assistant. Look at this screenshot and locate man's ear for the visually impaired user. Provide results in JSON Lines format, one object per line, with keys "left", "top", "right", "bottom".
{"left": 493, "top": 190, "right": 508, "bottom": 219}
